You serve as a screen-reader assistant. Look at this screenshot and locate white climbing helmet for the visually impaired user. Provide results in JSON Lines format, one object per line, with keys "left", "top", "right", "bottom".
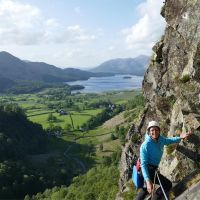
{"left": 147, "top": 121, "right": 160, "bottom": 130}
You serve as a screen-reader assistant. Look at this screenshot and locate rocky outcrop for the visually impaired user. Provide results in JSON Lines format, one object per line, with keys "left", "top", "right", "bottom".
{"left": 174, "top": 181, "right": 200, "bottom": 200}
{"left": 117, "top": 0, "right": 200, "bottom": 199}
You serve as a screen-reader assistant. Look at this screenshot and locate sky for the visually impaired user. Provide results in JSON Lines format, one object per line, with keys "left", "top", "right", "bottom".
{"left": 0, "top": 0, "right": 166, "bottom": 69}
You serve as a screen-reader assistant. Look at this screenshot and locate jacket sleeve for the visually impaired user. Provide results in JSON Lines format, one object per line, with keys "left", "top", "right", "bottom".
{"left": 163, "top": 136, "right": 181, "bottom": 145}
{"left": 140, "top": 144, "right": 150, "bottom": 181}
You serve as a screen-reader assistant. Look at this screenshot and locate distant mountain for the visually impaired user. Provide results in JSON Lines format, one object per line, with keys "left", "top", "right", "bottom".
{"left": 0, "top": 51, "right": 114, "bottom": 92}
{"left": 63, "top": 68, "right": 114, "bottom": 79}
{"left": 0, "top": 51, "right": 95, "bottom": 82}
{"left": 90, "top": 55, "right": 149, "bottom": 76}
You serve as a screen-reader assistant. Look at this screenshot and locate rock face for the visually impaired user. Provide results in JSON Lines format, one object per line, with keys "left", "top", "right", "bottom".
{"left": 174, "top": 181, "right": 200, "bottom": 200}
{"left": 117, "top": 0, "right": 200, "bottom": 198}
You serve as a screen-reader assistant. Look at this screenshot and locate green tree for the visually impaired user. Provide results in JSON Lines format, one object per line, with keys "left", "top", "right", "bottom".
{"left": 99, "top": 143, "right": 103, "bottom": 151}
{"left": 47, "top": 113, "right": 57, "bottom": 122}
{"left": 111, "top": 133, "right": 117, "bottom": 140}
{"left": 65, "top": 123, "right": 72, "bottom": 132}
{"left": 69, "top": 113, "right": 75, "bottom": 130}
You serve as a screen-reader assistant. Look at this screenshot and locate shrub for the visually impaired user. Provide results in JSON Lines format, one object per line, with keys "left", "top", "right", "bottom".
{"left": 99, "top": 143, "right": 103, "bottom": 151}
{"left": 180, "top": 74, "right": 190, "bottom": 83}
{"left": 101, "top": 156, "right": 112, "bottom": 166}
{"left": 111, "top": 133, "right": 117, "bottom": 140}
{"left": 166, "top": 144, "right": 175, "bottom": 155}
{"left": 131, "top": 134, "right": 140, "bottom": 143}
{"left": 121, "top": 181, "right": 137, "bottom": 200}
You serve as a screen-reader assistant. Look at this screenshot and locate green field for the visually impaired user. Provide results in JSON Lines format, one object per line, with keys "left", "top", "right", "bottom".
{"left": 28, "top": 109, "right": 102, "bottom": 129}
{"left": 1, "top": 89, "right": 142, "bottom": 163}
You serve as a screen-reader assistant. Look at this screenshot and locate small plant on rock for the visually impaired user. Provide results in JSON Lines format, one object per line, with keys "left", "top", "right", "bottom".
{"left": 180, "top": 74, "right": 190, "bottom": 83}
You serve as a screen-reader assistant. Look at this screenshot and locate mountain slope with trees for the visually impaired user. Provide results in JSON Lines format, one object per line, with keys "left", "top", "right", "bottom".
{"left": 0, "top": 104, "right": 48, "bottom": 198}
{"left": 0, "top": 102, "right": 92, "bottom": 199}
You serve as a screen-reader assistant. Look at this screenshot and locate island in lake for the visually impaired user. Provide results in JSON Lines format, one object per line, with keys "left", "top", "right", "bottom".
{"left": 123, "top": 76, "right": 132, "bottom": 79}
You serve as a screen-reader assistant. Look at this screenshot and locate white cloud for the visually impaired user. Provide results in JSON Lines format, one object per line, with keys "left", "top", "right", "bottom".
{"left": 45, "top": 19, "right": 60, "bottom": 27}
{"left": 59, "top": 25, "right": 96, "bottom": 43}
{"left": 0, "top": 0, "right": 44, "bottom": 45}
{"left": 0, "top": 0, "right": 96, "bottom": 45}
{"left": 0, "top": 0, "right": 166, "bottom": 68}
{"left": 122, "top": 0, "right": 165, "bottom": 54}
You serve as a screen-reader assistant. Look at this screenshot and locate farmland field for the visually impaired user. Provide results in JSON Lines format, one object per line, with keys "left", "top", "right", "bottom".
{"left": 0, "top": 89, "right": 143, "bottom": 163}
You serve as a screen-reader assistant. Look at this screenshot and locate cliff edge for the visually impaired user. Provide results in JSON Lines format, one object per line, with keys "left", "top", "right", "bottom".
{"left": 117, "top": 0, "right": 200, "bottom": 199}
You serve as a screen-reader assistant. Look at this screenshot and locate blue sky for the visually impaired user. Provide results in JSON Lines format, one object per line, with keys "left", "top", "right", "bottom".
{"left": 0, "top": 0, "right": 166, "bottom": 69}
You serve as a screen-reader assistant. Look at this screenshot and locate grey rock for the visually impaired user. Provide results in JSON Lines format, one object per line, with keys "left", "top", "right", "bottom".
{"left": 117, "top": 0, "right": 200, "bottom": 199}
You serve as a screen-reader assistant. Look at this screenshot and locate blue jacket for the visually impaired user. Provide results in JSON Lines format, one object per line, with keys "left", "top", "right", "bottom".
{"left": 140, "top": 133, "right": 181, "bottom": 181}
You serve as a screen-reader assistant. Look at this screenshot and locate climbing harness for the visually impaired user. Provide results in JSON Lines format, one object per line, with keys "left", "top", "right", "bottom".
{"left": 151, "top": 169, "right": 169, "bottom": 200}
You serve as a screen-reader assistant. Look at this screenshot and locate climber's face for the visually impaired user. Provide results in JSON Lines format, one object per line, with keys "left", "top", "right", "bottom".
{"left": 149, "top": 126, "right": 160, "bottom": 140}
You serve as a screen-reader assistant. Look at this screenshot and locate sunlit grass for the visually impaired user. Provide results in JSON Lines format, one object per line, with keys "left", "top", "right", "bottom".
{"left": 28, "top": 109, "right": 103, "bottom": 129}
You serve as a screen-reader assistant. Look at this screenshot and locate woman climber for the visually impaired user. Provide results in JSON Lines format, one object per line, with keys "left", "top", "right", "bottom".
{"left": 135, "top": 121, "right": 192, "bottom": 200}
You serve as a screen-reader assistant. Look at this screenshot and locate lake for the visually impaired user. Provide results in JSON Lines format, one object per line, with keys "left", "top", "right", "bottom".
{"left": 66, "top": 75, "right": 143, "bottom": 93}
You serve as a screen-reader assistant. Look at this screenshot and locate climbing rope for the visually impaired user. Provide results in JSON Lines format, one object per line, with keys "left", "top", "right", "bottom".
{"left": 151, "top": 169, "right": 169, "bottom": 200}
{"left": 151, "top": 169, "right": 157, "bottom": 200}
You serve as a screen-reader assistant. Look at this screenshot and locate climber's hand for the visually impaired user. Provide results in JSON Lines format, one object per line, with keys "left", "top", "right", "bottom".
{"left": 146, "top": 180, "right": 153, "bottom": 193}
{"left": 180, "top": 131, "right": 192, "bottom": 139}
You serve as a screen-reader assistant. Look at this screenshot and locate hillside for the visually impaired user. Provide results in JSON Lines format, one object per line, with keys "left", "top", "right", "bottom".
{"left": 90, "top": 55, "right": 149, "bottom": 76}
{"left": 0, "top": 100, "right": 102, "bottom": 199}
{"left": 118, "top": 0, "right": 200, "bottom": 199}
{"left": 0, "top": 104, "right": 47, "bottom": 160}
{"left": 2, "top": 90, "right": 142, "bottom": 200}
{"left": 0, "top": 89, "right": 144, "bottom": 199}
{"left": 0, "top": 74, "right": 15, "bottom": 91}
{"left": 0, "top": 104, "right": 49, "bottom": 198}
